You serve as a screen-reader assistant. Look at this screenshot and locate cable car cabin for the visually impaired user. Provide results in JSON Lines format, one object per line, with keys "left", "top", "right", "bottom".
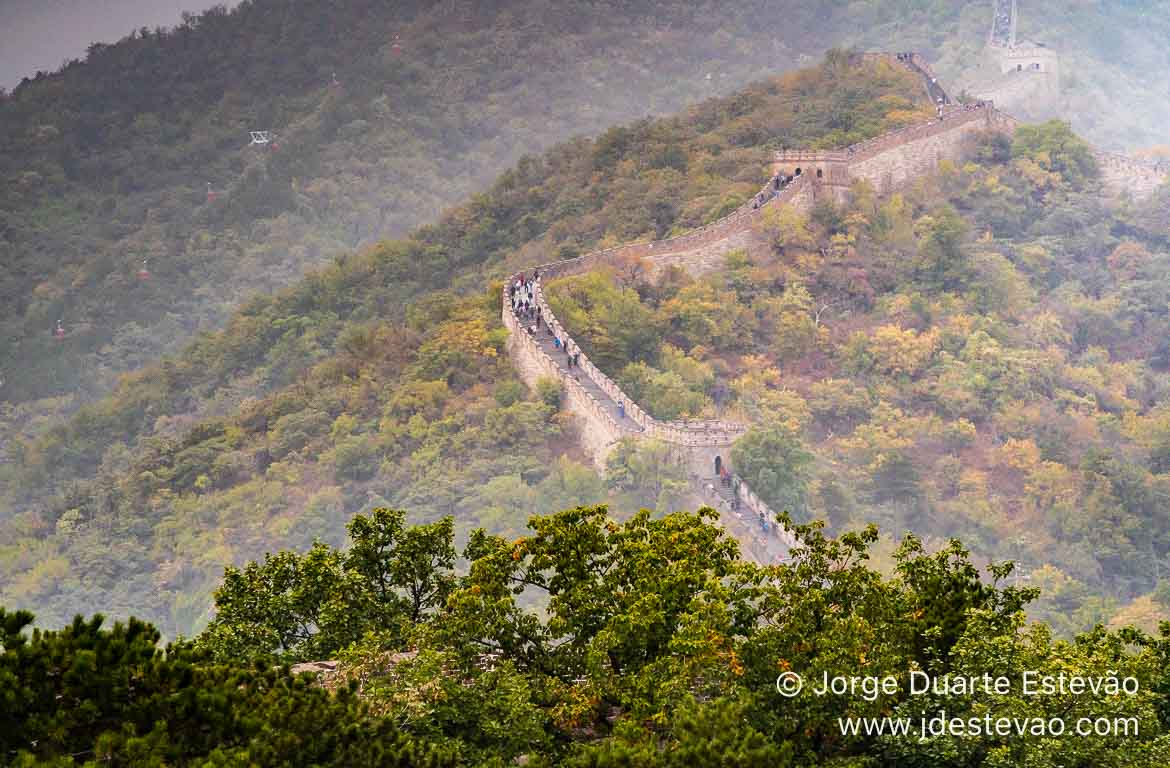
{"left": 207, "top": 183, "right": 217, "bottom": 202}
{"left": 53, "top": 322, "right": 66, "bottom": 340}
{"left": 391, "top": 35, "right": 403, "bottom": 55}
{"left": 137, "top": 260, "right": 151, "bottom": 281}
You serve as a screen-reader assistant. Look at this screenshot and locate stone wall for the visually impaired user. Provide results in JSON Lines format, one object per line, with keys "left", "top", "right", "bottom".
{"left": 503, "top": 57, "right": 1010, "bottom": 561}
{"left": 501, "top": 49, "right": 1166, "bottom": 565}
{"left": 971, "top": 72, "right": 1050, "bottom": 110}
{"left": 503, "top": 291, "right": 634, "bottom": 464}
{"left": 1000, "top": 46, "right": 1059, "bottom": 75}
{"left": 776, "top": 101, "right": 1166, "bottom": 200}
{"left": 847, "top": 105, "right": 996, "bottom": 193}
{"left": 735, "top": 479, "right": 798, "bottom": 550}
{"left": 1095, "top": 150, "right": 1170, "bottom": 201}
{"left": 775, "top": 104, "right": 1003, "bottom": 196}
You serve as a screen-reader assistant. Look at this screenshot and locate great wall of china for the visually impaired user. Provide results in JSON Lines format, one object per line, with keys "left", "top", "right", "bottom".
{"left": 502, "top": 52, "right": 1168, "bottom": 563}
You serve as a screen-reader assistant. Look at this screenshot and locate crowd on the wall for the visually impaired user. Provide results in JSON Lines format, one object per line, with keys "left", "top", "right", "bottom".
{"left": 510, "top": 271, "right": 581, "bottom": 371}
{"left": 751, "top": 171, "right": 797, "bottom": 209}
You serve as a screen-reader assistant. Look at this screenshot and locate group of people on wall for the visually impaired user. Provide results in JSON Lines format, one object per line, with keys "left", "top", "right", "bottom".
{"left": 508, "top": 271, "right": 538, "bottom": 314}
{"left": 509, "top": 269, "right": 631, "bottom": 425}
{"left": 751, "top": 171, "right": 797, "bottom": 209}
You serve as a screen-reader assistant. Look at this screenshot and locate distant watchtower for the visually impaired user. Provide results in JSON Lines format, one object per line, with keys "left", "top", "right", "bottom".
{"left": 974, "top": 0, "right": 1060, "bottom": 113}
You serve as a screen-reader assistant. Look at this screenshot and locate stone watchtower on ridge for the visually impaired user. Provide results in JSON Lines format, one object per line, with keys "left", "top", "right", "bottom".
{"left": 973, "top": 0, "right": 1060, "bottom": 115}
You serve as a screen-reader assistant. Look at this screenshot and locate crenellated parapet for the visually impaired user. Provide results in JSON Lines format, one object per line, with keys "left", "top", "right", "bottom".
{"left": 776, "top": 103, "right": 1006, "bottom": 196}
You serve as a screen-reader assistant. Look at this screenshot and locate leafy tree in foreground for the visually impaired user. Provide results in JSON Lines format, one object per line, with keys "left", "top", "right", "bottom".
{"left": 8, "top": 505, "right": 1170, "bottom": 765}
{"left": 200, "top": 508, "right": 454, "bottom": 662}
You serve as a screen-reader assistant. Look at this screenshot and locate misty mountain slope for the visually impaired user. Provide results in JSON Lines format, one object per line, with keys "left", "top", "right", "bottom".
{"left": 0, "top": 56, "right": 934, "bottom": 635}
{"left": 541, "top": 123, "right": 1170, "bottom": 637}
{"left": 5, "top": 1, "right": 1170, "bottom": 455}
{"left": 0, "top": 0, "right": 843, "bottom": 415}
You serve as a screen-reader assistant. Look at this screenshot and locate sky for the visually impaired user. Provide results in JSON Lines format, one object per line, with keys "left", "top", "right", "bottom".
{"left": 0, "top": 0, "right": 242, "bottom": 90}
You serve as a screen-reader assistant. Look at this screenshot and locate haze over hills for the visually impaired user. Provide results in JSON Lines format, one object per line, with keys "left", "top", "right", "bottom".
{"left": 0, "top": 0, "right": 1168, "bottom": 638}
{"left": 2, "top": 0, "right": 1168, "bottom": 449}
{"left": 1, "top": 53, "right": 939, "bottom": 634}
{"left": 0, "top": 0, "right": 842, "bottom": 427}
{"left": 5, "top": 4, "right": 1170, "bottom": 764}
{"left": 3, "top": 37, "right": 1170, "bottom": 649}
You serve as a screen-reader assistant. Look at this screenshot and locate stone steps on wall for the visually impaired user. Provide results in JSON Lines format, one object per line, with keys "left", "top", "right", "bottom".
{"left": 527, "top": 319, "right": 637, "bottom": 428}
{"left": 696, "top": 476, "right": 792, "bottom": 564}
{"left": 712, "top": 478, "right": 736, "bottom": 506}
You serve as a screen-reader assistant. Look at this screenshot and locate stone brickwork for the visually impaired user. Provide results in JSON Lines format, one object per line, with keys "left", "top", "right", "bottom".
{"left": 503, "top": 290, "right": 637, "bottom": 463}
{"left": 776, "top": 104, "right": 1003, "bottom": 196}
{"left": 848, "top": 106, "right": 998, "bottom": 193}
{"left": 775, "top": 102, "right": 1165, "bottom": 200}
{"left": 1095, "top": 150, "right": 1170, "bottom": 201}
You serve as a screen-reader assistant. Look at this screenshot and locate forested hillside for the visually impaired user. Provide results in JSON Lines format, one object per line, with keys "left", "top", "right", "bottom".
{"left": 0, "top": 0, "right": 784, "bottom": 416}
{"left": 3, "top": 0, "right": 1169, "bottom": 456}
{"left": 5, "top": 3, "right": 1170, "bottom": 762}
{"left": 0, "top": 0, "right": 928, "bottom": 435}
{"left": 0, "top": 56, "right": 933, "bottom": 635}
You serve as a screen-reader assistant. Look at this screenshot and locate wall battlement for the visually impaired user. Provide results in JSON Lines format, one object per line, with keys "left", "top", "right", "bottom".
{"left": 776, "top": 104, "right": 1010, "bottom": 195}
